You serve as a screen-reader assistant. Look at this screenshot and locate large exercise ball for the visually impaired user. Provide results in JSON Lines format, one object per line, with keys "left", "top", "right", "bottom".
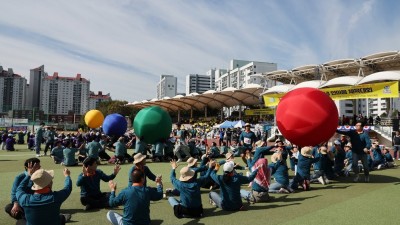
{"left": 102, "top": 113, "right": 127, "bottom": 136}
{"left": 276, "top": 88, "right": 338, "bottom": 147}
{"left": 84, "top": 110, "right": 104, "bottom": 128}
{"left": 133, "top": 106, "right": 172, "bottom": 144}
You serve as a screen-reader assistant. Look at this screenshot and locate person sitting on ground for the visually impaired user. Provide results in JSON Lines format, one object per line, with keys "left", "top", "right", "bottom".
{"left": 62, "top": 140, "right": 78, "bottom": 167}
{"left": 98, "top": 134, "right": 111, "bottom": 161}
{"left": 343, "top": 143, "right": 353, "bottom": 176}
{"left": 209, "top": 142, "right": 221, "bottom": 158}
{"left": 371, "top": 142, "right": 385, "bottom": 170}
{"left": 51, "top": 140, "right": 64, "bottom": 164}
{"left": 127, "top": 153, "right": 158, "bottom": 187}
{"left": 16, "top": 162, "right": 72, "bottom": 225}
{"left": 27, "top": 134, "right": 35, "bottom": 150}
{"left": 109, "top": 136, "right": 133, "bottom": 164}
{"left": 165, "top": 157, "right": 209, "bottom": 197}
{"left": 289, "top": 146, "right": 320, "bottom": 191}
{"left": 173, "top": 123, "right": 192, "bottom": 163}
{"left": 86, "top": 137, "right": 102, "bottom": 163}
{"left": 268, "top": 152, "right": 293, "bottom": 193}
{"left": 107, "top": 170, "right": 163, "bottom": 225}
{"left": 168, "top": 160, "right": 214, "bottom": 219}
{"left": 6, "top": 133, "right": 16, "bottom": 151}
{"left": 209, "top": 161, "right": 260, "bottom": 211}
{"left": 5, "top": 158, "right": 41, "bottom": 221}
{"left": 332, "top": 140, "right": 346, "bottom": 176}
{"left": 196, "top": 140, "right": 207, "bottom": 155}
{"left": 240, "top": 145, "right": 272, "bottom": 203}
{"left": 76, "top": 157, "right": 121, "bottom": 211}
{"left": 220, "top": 141, "right": 229, "bottom": 157}
{"left": 383, "top": 147, "right": 395, "bottom": 168}
{"left": 311, "top": 146, "right": 333, "bottom": 185}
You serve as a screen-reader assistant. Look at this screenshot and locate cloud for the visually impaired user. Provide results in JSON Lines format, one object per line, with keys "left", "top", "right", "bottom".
{"left": 0, "top": 0, "right": 399, "bottom": 102}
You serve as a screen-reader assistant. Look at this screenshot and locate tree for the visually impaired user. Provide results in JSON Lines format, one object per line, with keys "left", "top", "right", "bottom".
{"left": 97, "top": 100, "right": 138, "bottom": 120}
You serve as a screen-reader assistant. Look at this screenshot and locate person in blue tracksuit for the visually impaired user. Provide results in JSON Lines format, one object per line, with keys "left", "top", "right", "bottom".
{"left": 107, "top": 169, "right": 163, "bottom": 225}
{"left": 77, "top": 157, "right": 121, "bottom": 210}
{"left": 336, "top": 121, "right": 372, "bottom": 182}
{"left": 5, "top": 158, "right": 40, "bottom": 221}
{"left": 16, "top": 165, "right": 72, "bottom": 225}
{"left": 370, "top": 142, "right": 385, "bottom": 169}
{"left": 127, "top": 153, "right": 158, "bottom": 187}
{"left": 209, "top": 161, "right": 260, "bottom": 211}
{"left": 240, "top": 145, "right": 274, "bottom": 203}
{"left": 168, "top": 160, "right": 213, "bottom": 218}
{"left": 268, "top": 153, "right": 293, "bottom": 193}
{"left": 289, "top": 146, "right": 320, "bottom": 191}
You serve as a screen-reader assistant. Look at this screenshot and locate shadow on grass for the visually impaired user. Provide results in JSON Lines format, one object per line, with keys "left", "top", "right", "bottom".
{"left": 181, "top": 219, "right": 206, "bottom": 225}
{"left": 272, "top": 194, "right": 321, "bottom": 203}
{"left": 0, "top": 159, "right": 17, "bottom": 161}
{"left": 310, "top": 185, "right": 352, "bottom": 190}
{"left": 335, "top": 174, "right": 400, "bottom": 184}
{"left": 150, "top": 219, "right": 164, "bottom": 225}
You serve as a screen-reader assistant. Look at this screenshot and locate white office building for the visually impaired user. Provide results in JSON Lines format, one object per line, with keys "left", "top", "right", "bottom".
{"left": 215, "top": 59, "right": 277, "bottom": 91}
{"left": 156, "top": 75, "right": 177, "bottom": 99}
{"left": 41, "top": 72, "right": 90, "bottom": 115}
{"left": 185, "top": 73, "right": 215, "bottom": 95}
{"left": 0, "top": 66, "right": 27, "bottom": 113}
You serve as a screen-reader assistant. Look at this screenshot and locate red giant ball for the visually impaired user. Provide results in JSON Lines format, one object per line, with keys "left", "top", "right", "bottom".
{"left": 276, "top": 88, "right": 338, "bottom": 147}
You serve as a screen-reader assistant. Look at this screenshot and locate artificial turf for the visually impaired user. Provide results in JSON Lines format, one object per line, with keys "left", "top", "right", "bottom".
{"left": 1, "top": 145, "right": 399, "bottom": 225}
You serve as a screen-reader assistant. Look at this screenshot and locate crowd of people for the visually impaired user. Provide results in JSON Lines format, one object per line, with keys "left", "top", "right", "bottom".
{"left": 3, "top": 120, "right": 398, "bottom": 225}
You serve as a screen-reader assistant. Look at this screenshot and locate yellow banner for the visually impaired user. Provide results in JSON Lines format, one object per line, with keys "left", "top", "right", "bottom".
{"left": 263, "top": 81, "right": 399, "bottom": 107}
{"left": 321, "top": 81, "right": 398, "bottom": 100}
{"left": 263, "top": 93, "right": 284, "bottom": 107}
{"left": 244, "top": 108, "right": 275, "bottom": 115}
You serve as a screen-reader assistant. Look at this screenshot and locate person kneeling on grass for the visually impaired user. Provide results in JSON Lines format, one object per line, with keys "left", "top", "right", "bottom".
{"left": 77, "top": 157, "right": 121, "bottom": 211}
{"left": 209, "top": 161, "right": 260, "bottom": 211}
{"left": 289, "top": 146, "right": 320, "bottom": 191}
{"left": 107, "top": 170, "right": 163, "bottom": 225}
{"left": 168, "top": 159, "right": 214, "bottom": 219}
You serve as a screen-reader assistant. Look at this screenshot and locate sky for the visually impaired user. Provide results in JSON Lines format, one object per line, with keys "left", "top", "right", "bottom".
{"left": 1, "top": 0, "right": 400, "bottom": 102}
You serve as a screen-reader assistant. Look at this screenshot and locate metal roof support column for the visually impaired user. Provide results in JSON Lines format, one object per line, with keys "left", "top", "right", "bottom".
{"left": 239, "top": 104, "right": 242, "bottom": 119}
{"left": 190, "top": 108, "right": 193, "bottom": 119}
{"left": 178, "top": 110, "right": 180, "bottom": 123}
{"left": 204, "top": 106, "right": 207, "bottom": 118}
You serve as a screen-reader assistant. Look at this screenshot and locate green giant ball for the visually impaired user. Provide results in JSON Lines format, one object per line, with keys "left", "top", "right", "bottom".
{"left": 133, "top": 106, "right": 172, "bottom": 144}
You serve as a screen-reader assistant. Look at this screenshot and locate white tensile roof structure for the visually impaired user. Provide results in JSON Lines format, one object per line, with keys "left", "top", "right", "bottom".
{"left": 127, "top": 84, "right": 263, "bottom": 112}
{"left": 128, "top": 51, "right": 400, "bottom": 112}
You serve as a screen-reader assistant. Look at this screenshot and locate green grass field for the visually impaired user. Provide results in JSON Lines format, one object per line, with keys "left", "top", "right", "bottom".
{"left": 1, "top": 144, "right": 399, "bottom": 225}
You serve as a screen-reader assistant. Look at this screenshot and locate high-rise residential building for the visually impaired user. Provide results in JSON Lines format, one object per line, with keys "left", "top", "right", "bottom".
{"left": 185, "top": 72, "right": 215, "bottom": 95}
{"left": 156, "top": 75, "right": 177, "bottom": 99}
{"left": 41, "top": 72, "right": 90, "bottom": 115}
{"left": 215, "top": 59, "right": 277, "bottom": 91}
{"left": 88, "top": 91, "right": 112, "bottom": 109}
{"left": 26, "top": 65, "right": 46, "bottom": 110}
{"left": 0, "top": 66, "right": 27, "bottom": 113}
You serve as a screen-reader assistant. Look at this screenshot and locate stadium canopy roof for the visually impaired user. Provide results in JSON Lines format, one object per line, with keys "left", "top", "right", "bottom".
{"left": 263, "top": 50, "right": 400, "bottom": 84}
{"left": 127, "top": 50, "right": 400, "bottom": 113}
{"left": 320, "top": 76, "right": 363, "bottom": 88}
{"left": 357, "top": 70, "right": 400, "bottom": 84}
{"left": 127, "top": 84, "right": 263, "bottom": 112}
